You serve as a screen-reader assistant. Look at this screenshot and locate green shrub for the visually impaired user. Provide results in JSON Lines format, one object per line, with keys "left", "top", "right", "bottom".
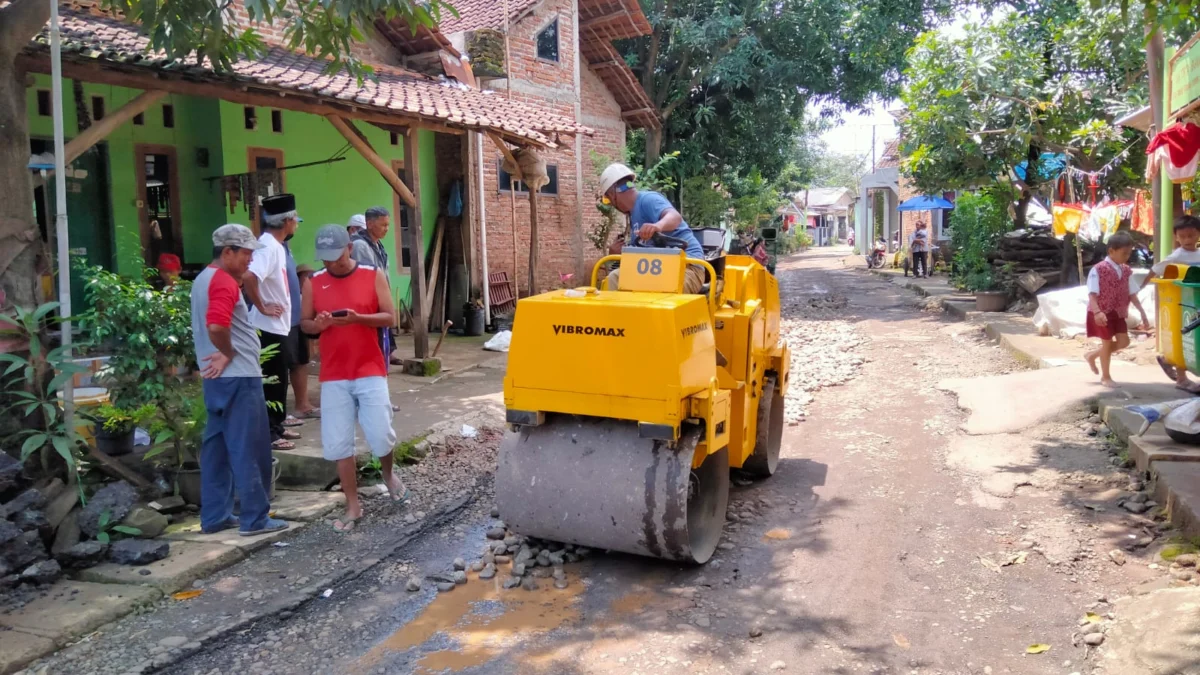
{"left": 950, "top": 187, "right": 1013, "bottom": 291}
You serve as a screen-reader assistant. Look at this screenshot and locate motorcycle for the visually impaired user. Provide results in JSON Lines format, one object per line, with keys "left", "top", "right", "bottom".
{"left": 865, "top": 240, "right": 887, "bottom": 269}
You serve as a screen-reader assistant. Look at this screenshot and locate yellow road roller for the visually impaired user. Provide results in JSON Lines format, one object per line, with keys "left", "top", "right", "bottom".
{"left": 496, "top": 236, "right": 790, "bottom": 564}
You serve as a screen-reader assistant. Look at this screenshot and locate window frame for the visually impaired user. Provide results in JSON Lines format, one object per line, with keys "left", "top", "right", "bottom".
{"left": 535, "top": 17, "right": 560, "bottom": 63}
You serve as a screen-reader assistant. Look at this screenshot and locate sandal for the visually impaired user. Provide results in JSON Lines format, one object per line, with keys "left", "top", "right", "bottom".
{"left": 299, "top": 408, "right": 321, "bottom": 419}
{"left": 282, "top": 415, "right": 304, "bottom": 427}
{"left": 272, "top": 438, "right": 296, "bottom": 450}
{"left": 280, "top": 429, "right": 302, "bottom": 440}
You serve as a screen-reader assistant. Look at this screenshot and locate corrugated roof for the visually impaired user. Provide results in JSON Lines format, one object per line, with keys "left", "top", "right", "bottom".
{"left": 20, "top": 3, "right": 590, "bottom": 145}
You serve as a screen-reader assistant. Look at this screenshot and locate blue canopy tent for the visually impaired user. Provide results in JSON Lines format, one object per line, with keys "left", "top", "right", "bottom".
{"left": 898, "top": 195, "right": 955, "bottom": 211}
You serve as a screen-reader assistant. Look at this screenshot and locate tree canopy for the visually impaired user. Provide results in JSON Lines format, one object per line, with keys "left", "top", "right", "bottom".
{"left": 622, "top": 0, "right": 946, "bottom": 184}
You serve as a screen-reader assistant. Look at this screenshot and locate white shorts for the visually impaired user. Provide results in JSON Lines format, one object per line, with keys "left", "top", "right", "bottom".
{"left": 319, "top": 377, "right": 397, "bottom": 461}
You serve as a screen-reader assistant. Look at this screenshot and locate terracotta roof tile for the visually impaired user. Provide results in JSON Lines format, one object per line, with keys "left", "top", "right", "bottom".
{"left": 436, "top": 0, "right": 541, "bottom": 35}
{"left": 22, "top": 4, "right": 589, "bottom": 144}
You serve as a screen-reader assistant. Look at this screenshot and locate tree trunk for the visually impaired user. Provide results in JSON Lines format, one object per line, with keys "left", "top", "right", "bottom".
{"left": 0, "top": 58, "right": 42, "bottom": 311}
{"left": 1014, "top": 188, "right": 1031, "bottom": 230}
{"left": 1, "top": 0, "right": 52, "bottom": 311}
{"left": 644, "top": 126, "right": 662, "bottom": 171}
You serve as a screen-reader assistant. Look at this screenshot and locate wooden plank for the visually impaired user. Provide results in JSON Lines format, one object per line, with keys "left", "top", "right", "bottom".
{"left": 326, "top": 115, "right": 418, "bottom": 209}
{"left": 528, "top": 188, "right": 540, "bottom": 294}
{"left": 423, "top": 217, "right": 445, "bottom": 315}
{"left": 404, "top": 129, "right": 430, "bottom": 358}
{"left": 487, "top": 132, "right": 524, "bottom": 180}
{"left": 66, "top": 90, "right": 166, "bottom": 166}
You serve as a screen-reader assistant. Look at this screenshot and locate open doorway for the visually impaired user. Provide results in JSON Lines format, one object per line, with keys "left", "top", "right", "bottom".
{"left": 247, "top": 147, "right": 285, "bottom": 232}
{"left": 134, "top": 144, "right": 182, "bottom": 268}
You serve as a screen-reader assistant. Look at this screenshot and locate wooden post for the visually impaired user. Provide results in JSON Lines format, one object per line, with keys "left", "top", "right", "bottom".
{"left": 67, "top": 91, "right": 166, "bottom": 166}
{"left": 528, "top": 188, "right": 540, "bottom": 293}
{"left": 404, "top": 129, "right": 430, "bottom": 358}
{"left": 326, "top": 115, "right": 418, "bottom": 208}
{"left": 511, "top": 189, "right": 519, "bottom": 298}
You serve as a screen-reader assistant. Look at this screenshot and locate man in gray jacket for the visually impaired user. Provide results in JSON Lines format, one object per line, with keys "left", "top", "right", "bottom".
{"left": 350, "top": 206, "right": 401, "bottom": 365}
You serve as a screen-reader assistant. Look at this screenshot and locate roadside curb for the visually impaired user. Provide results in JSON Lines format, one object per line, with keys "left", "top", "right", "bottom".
{"left": 122, "top": 487, "right": 478, "bottom": 675}
{"left": 1100, "top": 399, "right": 1200, "bottom": 539}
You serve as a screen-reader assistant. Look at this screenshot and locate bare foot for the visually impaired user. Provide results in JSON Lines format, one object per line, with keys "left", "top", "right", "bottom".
{"left": 1084, "top": 352, "right": 1099, "bottom": 375}
{"left": 1100, "top": 378, "right": 1118, "bottom": 388}
{"left": 1176, "top": 379, "right": 1200, "bottom": 393}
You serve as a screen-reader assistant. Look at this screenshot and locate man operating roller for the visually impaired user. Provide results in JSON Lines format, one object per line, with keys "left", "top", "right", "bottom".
{"left": 598, "top": 163, "right": 706, "bottom": 294}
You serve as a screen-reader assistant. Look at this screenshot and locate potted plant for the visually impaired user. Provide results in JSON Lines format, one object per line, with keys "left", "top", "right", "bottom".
{"left": 91, "top": 403, "right": 156, "bottom": 457}
{"left": 143, "top": 383, "right": 207, "bottom": 505}
{"left": 964, "top": 270, "right": 1009, "bottom": 312}
{"left": 463, "top": 297, "right": 485, "bottom": 336}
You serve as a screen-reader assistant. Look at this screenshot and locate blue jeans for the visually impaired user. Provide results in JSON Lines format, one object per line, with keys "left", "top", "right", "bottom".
{"left": 200, "top": 377, "right": 273, "bottom": 532}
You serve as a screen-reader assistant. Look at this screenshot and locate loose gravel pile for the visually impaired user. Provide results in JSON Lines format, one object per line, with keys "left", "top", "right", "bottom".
{"left": 778, "top": 293, "right": 867, "bottom": 423}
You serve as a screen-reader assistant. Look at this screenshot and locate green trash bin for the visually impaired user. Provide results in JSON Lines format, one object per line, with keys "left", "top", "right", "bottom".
{"left": 1178, "top": 267, "right": 1200, "bottom": 375}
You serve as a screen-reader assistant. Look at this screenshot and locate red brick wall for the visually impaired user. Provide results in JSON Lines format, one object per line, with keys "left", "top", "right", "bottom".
{"left": 225, "top": 1, "right": 400, "bottom": 67}
{"left": 469, "top": 0, "right": 629, "bottom": 297}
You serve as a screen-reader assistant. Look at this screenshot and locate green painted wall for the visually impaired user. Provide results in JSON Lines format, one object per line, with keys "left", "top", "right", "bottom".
{"left": 216, "top": 102, "right": 439, "bottom": 300}
{"left": 26, "top": 76, "right": 226, "bottom": 275}
{"left": 25, "top": 79, "right": 441, "bottom": 307}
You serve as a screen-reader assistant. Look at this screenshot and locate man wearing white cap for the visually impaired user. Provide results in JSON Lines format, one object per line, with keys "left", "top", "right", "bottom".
{"left": 597, "top": 163, "right": 705, "bottom": 293}
{"left": 301, "top": 225, "right": 405, "bottom": 532}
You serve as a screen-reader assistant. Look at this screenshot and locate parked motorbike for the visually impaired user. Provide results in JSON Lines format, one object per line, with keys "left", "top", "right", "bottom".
{"left": 865, "top": 240, "right": 887, "bottom": 269}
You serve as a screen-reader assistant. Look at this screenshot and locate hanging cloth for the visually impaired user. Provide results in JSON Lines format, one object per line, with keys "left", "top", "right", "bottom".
{"left": 1052, "top": 204, "right": 1087, "bottom": 237}
{"left": 1090, "top": 205, "right": 1120, "bottom": 241}
{"left": 1132, "top": 190, "right": 1154, "bottom": 235}
{"left": 447, "top": 180, "right": 463, "bottom": 217}
{"left": 1146, "top": 122, "right": 1200, "bottom": 183}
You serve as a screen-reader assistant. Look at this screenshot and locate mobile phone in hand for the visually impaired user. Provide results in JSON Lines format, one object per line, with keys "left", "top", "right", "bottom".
{"left": 332, "top": 309, "right": 349, "bottom": 317}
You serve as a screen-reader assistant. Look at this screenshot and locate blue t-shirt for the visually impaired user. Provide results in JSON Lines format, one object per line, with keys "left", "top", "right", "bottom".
{"left": 284, "top": 243, "right": 302, "bottom": 328}
{"left": 631, "top": 191, "right": 703, "bottom": 259}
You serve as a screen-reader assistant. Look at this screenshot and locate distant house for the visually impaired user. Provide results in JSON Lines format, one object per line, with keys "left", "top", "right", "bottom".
{"left": 796, "top": 187, "right": 854, "bottom": 246}
{"left": 857, "top": 117, "right": 956, "bottom": 253}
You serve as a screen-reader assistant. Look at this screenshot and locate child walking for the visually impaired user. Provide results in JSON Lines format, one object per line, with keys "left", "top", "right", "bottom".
{"left": 1140, "top": 216, "right": 1200, "bottom": 391}
{"left": 1085, "top": 232, "right": 1150, "bottom": 388}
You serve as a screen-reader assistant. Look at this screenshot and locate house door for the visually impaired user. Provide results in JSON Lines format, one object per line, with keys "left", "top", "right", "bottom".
{"left": 134, "top": 144, "right": 183, "bottom": 268}
{"left": 247, "top": 147, "right": 285, "bottom": 232}
{"left": 32, "top": 139, "right": 113, "bottom": 312}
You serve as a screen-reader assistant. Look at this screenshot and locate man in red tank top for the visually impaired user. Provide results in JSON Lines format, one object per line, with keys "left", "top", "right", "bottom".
{"left": 301, "top": 225, "right": 406, "bottom": 532}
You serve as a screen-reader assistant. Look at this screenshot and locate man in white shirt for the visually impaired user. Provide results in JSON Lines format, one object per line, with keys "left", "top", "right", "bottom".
{"left": 243, "top": 193, "right": 302, "bottom": 449}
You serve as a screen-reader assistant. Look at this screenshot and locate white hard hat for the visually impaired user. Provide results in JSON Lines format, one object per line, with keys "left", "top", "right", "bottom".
{"left": 346, "top": 214, "right": 366, "bottom": 231}
{"left": 598, "top": 163, "right": 636, "bottom": 196}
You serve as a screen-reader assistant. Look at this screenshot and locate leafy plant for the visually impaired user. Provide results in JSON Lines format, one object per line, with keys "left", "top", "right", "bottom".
{"left": 78, "top": 262, "right": 195, "bottom": 411}
{"left": 94, "top": 402, "right": 157, "bottom": 434}
{"left": 394, "top": 434, "right": 427, "bottom": 464}
{"left": 0, "top": 302, "right": 87, "bottom": 495}
{"left": 94, "top": 509, "right": 141, "bottom": 544}
{"left": 142, "top": 382, "right": 206, "bottom": 467}
{"left": 359, "top": 456, "right": 383, "bottom": 481}
{"left": 950, "top": 189, "right": 1013, "bottom": 292}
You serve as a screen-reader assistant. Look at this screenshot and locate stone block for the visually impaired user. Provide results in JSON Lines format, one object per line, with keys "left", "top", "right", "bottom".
{"left": 402, "top": 357, "right": 442, "bottom": 377}
{"left": 79, "top": 481, "right": 138, "bottom": 537}
{"left": 107, "top": 539, "right": 169, "bottom": 565}
{"left": 268, "top": 490, "right": 345, "bottom": 522}
{"left": 162, "top": 517, "right": 300, "bottom": 553}
{"left": 121, "top": 506, "right": 169, "bottom": 538}
{"left": 0, "top": 580, "right": 160, "bottom": 644}
{"left": 0, "top": 629, "right": 57, "bottom": 675}
{"left": 78, "top": 541, "right": 241, "bottom": 594}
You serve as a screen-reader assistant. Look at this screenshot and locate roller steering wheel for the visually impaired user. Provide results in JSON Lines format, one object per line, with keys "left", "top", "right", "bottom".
{"left": 636, "top": 231, "right": 689, "bottom": 251}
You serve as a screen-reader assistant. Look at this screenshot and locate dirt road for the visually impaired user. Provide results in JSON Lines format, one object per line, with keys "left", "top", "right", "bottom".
{"left": 158, "top": 248, "right": 1160, "bottom": 675}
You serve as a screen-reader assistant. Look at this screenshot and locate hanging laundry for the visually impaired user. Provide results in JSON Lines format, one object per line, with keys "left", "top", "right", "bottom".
{"left": 1090, "top": 205, "right": 1121, "bottom": 241}
{"left": 1132, "top": 190, "right": 1153, "bottom": 235}
{"left": 1052, "top": 204, "right": 1087, "bottom": 237}
{"left": 1146, "top": 122, "right": 1200, "bottom": 183}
